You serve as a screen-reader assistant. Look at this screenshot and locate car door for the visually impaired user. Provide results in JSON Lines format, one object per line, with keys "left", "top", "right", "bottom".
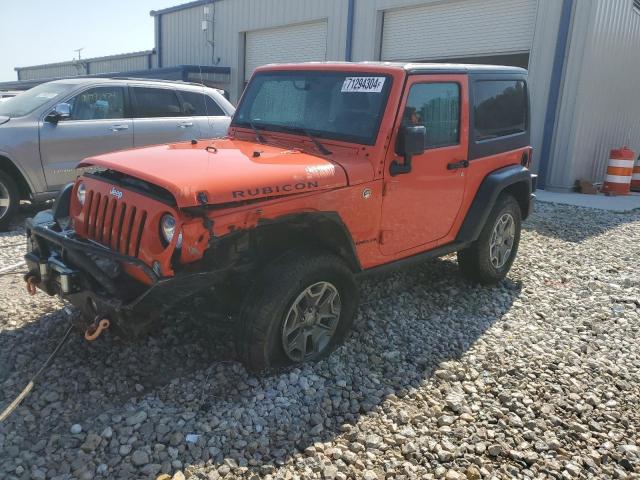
{"left": 177, "top": 89, "right": 231, "bottom": 139}
{"left": 379, "top": 74, "right": 469, "bottom": 255}
{"left": 130, "top": 86, "right": 200, "bottom": 146}
{"left": 39, "top": 85, "right": 133, "bottom": 189}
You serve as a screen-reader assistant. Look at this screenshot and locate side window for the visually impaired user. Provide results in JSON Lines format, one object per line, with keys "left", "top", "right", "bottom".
{"left": 402, "top": 83, "right": 460, "bottom": 149}
{"left": 66, "top": 87, "right": 125, "bottom": 120}
{"left": 132, "top": 87, "right": 183, "bottom": 118}
{"left": 474, "top": 80, "right": 527, "bottom": 140}
{"left": 179, "top": 91, "right": 225, "bottom": 116}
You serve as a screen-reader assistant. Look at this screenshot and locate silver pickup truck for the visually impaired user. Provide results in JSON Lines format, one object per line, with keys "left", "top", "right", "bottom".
{"left": 0, "top": 77, "right": 235, "bottom": 229}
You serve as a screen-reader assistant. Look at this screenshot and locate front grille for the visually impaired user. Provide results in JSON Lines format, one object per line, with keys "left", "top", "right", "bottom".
{"left": 83, "top": 190, "right": 147, "bottom": 257}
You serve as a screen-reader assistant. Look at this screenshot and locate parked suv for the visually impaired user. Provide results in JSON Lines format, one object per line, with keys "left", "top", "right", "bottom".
{"left": 24, "top": 62, "right": 535, "bottom": 371}
{"left": 0, "top": 78, "right": 234, "bottom": 229}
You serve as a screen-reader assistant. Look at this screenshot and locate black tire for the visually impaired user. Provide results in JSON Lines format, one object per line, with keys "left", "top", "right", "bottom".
{"left": 0, "top": 170, "right": 19, "bottom": 231}
{"left": 457, "top": 194, "right": 522, "bottom": 285}
{"left": 235, "top": 249, "right": 359, "bottom": 372}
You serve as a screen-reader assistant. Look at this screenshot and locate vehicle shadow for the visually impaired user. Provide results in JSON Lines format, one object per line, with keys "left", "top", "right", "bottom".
{"left": 0, "top": 256, "right": 521, "bottom": 479}
{"left": 524, "top": 201, "right": 640, "bottom": 243}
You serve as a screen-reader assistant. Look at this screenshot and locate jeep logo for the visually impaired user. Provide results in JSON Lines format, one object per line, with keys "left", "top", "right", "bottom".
{"left": 232, "top": 181, "right": 319, "bottom": 199}
{"left": 109, "top": 187, "right": 123, "bottom": 200}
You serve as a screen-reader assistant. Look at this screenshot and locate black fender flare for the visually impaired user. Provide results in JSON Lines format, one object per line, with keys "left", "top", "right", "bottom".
{"left": 251, "top": 211, "right": 362, "bottom": 272}
{"left": 456, "top": 164, "right": 533, "bottom": 244}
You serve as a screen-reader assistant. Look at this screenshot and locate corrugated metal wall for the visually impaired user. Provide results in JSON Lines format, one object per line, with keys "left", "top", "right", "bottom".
{"left": 160, "top": 5, "right": 214, "bottom": 66}
{"left": 244, "top": 21, "right": 328, "bottom": 80}
{"left": 548, "top": 0, "right": 640, "bottom": 190}
{"left": 158, "top": 0, "right": 348, "bottom": 101}
{"left": 17, "top": 63, "right": 83, "bottom": 80}
{"left": 89, "top": 53, "right": 152, "bottom": 74}
{"left": 16, "top": 51, "right": 155, "bottom": 81}
{"left": 527, "top": 0, "right": 563, "bottom": 177}
{"left": 379, "top": 0, "right": 538, "bottom": 61}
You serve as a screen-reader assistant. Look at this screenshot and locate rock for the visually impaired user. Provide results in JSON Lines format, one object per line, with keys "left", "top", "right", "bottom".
{"left": 131, "top": 449, "right": 150, "bottom": 466}
{"left": 142, "top": 464, "right": 162, "bottom": 476}
{"left": 365, "top": 434, "right": 383, "bottom": 449}
{"left": 488, "top": 444, "right": 502, "bottom": 457}
{"left": 445, "top": 470, "right": 463, "bottom": 480}
{"left": 465, "top": 466, "right": 481, "bottom": 480}
{"left": 0, "top": 202, "right": 639, "bottom": 480}
{"left": 125, "top": 411, "right": 148, "bottom": 426}
{"left": 363, "top": 470, "right": 378, "bottom": 480}
{"left": 438, "top": 415, "right": 456, "bottom": 427}
{"left": 80, "top": 433, "right": 102, "bottom": 452}
{"left": 323, "top": 465, "right": 338, "bottom": 479}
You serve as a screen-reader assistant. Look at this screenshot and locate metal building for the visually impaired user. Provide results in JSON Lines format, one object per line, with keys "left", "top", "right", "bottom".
{"left": 6, "top": 0, "right": 640, "bottom": 191}
{"left": 15, "top": 51, "right": 157, "bottom": 80}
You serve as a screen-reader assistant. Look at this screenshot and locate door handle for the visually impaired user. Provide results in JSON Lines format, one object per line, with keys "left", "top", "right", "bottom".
{"left": 109, "top": 124, "right": 129, "bottom": 132}
{"left": 447, "top": 160, "right": 469, "bottom": 170}
{"left": 178, "top": 121, "right": 194, "bottom": 128}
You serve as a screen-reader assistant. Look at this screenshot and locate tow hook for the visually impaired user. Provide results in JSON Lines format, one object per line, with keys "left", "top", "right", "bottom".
{"left": 84, "top": 318, "right": 110, "bottom": 341}
{"left": 25, "top": 275, "right": 39, "bottom": 296}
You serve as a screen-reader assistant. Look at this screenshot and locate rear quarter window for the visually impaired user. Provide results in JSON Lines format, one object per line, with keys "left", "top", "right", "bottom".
{"left": 179, "top": 91, "right": 226, "bottom": 116}
{"left": 473, "top": 80, "right": 527, "bottom": 141}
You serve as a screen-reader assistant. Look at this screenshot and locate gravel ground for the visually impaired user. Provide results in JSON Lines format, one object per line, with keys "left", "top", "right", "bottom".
{"left": 0, "top": 202, "right": 639, "bottom": 480}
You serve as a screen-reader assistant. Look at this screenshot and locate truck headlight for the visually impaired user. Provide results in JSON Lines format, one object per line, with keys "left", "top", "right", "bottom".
{"left": 160, "top": 214, "right": 182, "bottom": 248}
{"left": 76, "top": 182, "right": 86, "bottom": 205}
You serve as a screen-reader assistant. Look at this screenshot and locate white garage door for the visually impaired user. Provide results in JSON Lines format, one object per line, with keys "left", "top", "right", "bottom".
{"left": 245, "top": 21, "right": 328, "bottom": 81}
{"left": 381, "top": 0, "right": 538, "bottom": 62}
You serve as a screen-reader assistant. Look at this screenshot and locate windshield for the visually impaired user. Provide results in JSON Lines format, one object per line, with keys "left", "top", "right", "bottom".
{"left": 0, "top": 83, "right": 75, "bottom": 118}
{"left": 233, "top": 71, "right": 392, "bottom": 145}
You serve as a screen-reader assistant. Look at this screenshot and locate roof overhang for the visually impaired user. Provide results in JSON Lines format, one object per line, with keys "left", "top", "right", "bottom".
{"left": 150, "top": 0, "right": 217, "bottom": 17}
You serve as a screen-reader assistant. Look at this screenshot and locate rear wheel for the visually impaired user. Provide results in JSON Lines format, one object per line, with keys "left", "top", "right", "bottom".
{"left": 0, "top": 171, "right": 19, "bottom": 231}
{"left": 235, "top": 249, "right": 359, "bottom": 372}
{"left": 457, "top": 194, "right": 521, "bottom": 284}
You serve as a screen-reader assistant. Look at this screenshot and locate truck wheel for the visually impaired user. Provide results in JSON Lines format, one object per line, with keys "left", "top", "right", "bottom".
{"left": 236, "top": 250, "right": 359, "bottom": 372}
{"left": 457, "top": 194, "right": 521, "bottom": 285}
{"left": 0, "top": 171, "right": 19, "bottom": 231}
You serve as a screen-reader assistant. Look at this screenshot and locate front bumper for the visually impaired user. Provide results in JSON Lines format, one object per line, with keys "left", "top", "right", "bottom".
{"left": 24, "top": 210, "right": 228, "bottom": 336}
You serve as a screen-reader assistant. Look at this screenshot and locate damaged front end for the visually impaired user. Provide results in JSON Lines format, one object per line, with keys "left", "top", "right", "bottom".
{"left": 24, "top": 180, "right": 231, "bottom": 338}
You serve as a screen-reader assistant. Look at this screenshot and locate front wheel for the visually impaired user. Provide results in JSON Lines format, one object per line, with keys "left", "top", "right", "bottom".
{"left": 235, "top": 250, "right": 359, "bottom": 372}
{"left": 0, "top": 171, "right": 19, "bottom": 231}
{"left": 457, "top": 194, "right": 522, "bottom": 284}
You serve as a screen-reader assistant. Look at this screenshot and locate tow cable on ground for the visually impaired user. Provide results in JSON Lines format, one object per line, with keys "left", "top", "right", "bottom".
{"left": 0, "top": 260, "right": 26, "bottom": 275}
{"left": 0, "top": 310, "right": 75, "bottom": 423}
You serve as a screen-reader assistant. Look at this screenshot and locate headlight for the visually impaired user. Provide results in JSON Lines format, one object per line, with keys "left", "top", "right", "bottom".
{"left": 76, "top": 182, "right": 86, "bottom": 205}
{"left": 160, "top": 214, "right": 182, "bottom": 248}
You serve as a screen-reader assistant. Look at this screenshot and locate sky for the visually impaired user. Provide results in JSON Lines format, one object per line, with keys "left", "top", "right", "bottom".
{"left": 0, "top": 0, "right": 182, "bottom": 81}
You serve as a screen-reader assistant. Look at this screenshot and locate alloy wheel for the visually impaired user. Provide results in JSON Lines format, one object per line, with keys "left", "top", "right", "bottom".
{"left": 489, "top": 213, "right": 515, "bottom": 269}
{"left": 281, "top": 281, "right": 342, "bottom": 362}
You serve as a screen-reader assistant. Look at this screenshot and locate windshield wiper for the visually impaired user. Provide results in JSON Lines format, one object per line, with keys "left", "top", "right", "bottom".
{"left": 247, "top": 119, "right": 266, "bottom": 144}
{"left": 285, "top": 126, "right": 332, "bottom": 155}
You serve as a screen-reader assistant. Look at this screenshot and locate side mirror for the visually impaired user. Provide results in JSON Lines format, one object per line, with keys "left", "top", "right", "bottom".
{"left": 46, "top": 103, "right": 71, "bottom": 123}
{"left": 390, "top": 125, "right": 426, "bottom": 176}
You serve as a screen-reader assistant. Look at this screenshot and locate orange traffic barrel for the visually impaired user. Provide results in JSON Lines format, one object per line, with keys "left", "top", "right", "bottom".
{"left": 631, "top": 155, "right": 640, "bottom": 192}
{"left": 602, "top": 146, "right": 636, "bottom": 195}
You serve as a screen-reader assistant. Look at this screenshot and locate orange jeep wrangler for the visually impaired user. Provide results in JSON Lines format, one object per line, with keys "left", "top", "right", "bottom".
{"left": 25, "top": 63, "right": 535, "bottom": 371}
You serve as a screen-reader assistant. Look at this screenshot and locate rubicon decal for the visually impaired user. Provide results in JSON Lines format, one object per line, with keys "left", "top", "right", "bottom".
{"left": 232, "top": 181, "right": 320, "bottom": 199}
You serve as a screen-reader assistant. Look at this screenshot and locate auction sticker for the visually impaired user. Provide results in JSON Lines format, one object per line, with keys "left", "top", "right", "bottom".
{"left": 341, "top": 77, "right": 386, "bottom": 93}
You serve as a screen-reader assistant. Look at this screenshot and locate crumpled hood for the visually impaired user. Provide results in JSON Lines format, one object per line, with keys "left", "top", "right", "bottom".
{"left": 78, "top": 139, "right": 348, "bottom": 208}
{"left": 0, "top": 116, "right": 9, "bottom": 126}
